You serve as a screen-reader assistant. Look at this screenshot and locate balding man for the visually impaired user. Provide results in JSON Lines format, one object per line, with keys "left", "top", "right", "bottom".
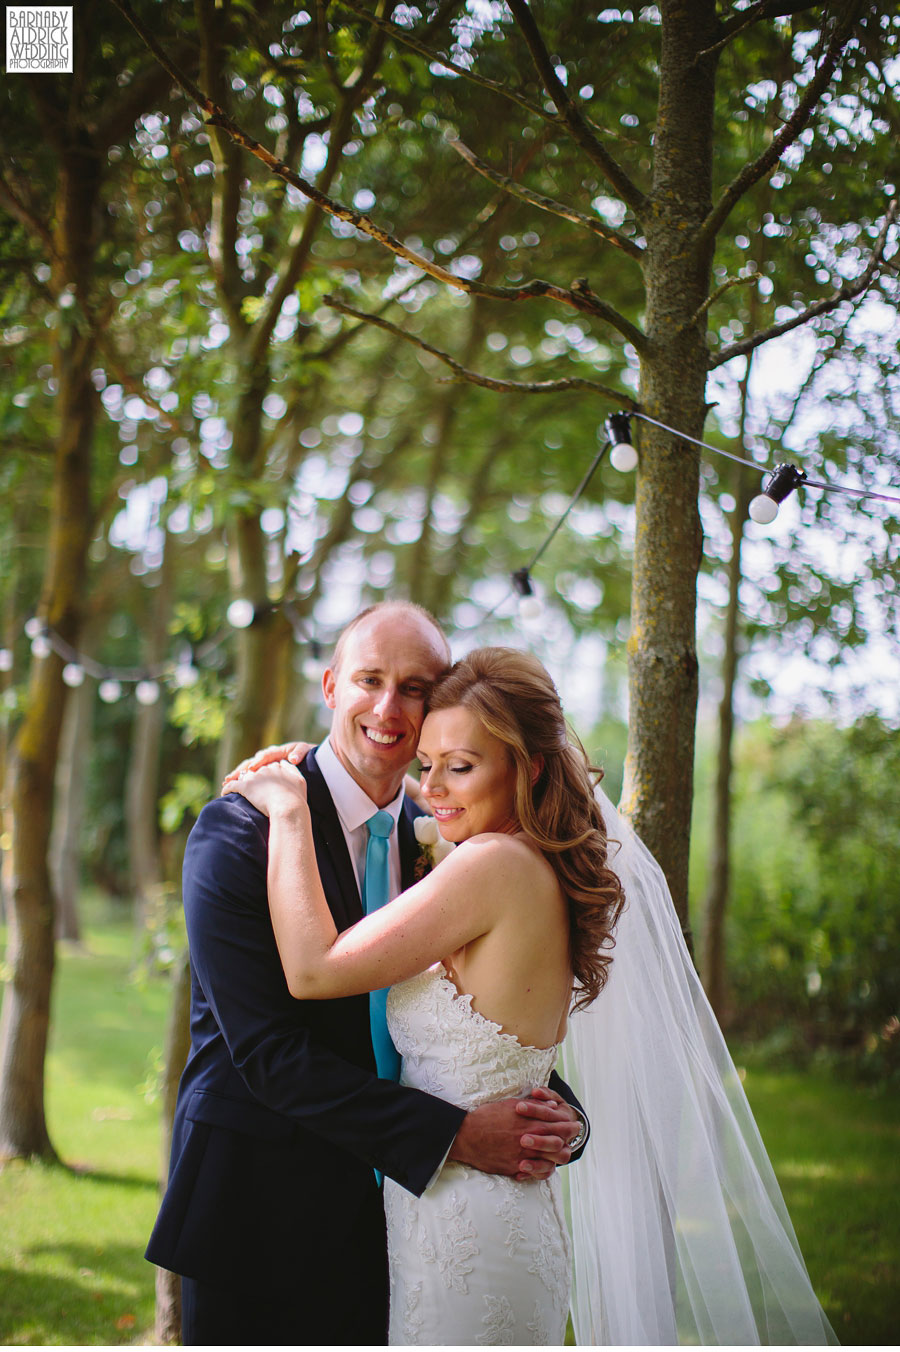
{"left": 147, "top": 602, "right": 585, "bottom": 1345}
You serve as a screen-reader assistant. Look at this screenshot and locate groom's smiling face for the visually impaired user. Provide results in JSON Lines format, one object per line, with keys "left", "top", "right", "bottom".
{"left": 323, "top": 608, "right": 449, "bottom": 806}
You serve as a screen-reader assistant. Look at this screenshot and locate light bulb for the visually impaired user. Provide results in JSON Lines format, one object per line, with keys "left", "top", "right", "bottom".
{"left": 172, "top": 662, "right": 199, "bottom": 688}
{"left": 62, "top": 663, "right": 85, "bottom": 687}
{"left": 136, "top": 680, "right": 160, "bottom": 705}
{"left": 610, "top": 441, "right": 638, "bottom": 472}
{"left": 227, "top": 598, "right": 255, "bottom": 629}
{"left": 31, "top": 634, "right": 52, "bottom": 659}
{"left": 748, "top": 494, "right": 779, "bottom": 525}
{"left": 0, "top": 649, "right": 12, "bottom": 672}
{"left": 24, "top": 617, "right": 43, "bottom": 639}
{"left": 518, "top": 596, "right": 543, "bottom": 620}
{"left": 98, "top": 679, "right": 122, "bottom": 703}
{"left": 302, "top": 657, "right": 327, "bottom": 682}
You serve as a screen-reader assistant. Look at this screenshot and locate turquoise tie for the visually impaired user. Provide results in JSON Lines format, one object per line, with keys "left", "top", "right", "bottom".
{"left": 363, "top": 810, "right": 401, "bottom": 1082}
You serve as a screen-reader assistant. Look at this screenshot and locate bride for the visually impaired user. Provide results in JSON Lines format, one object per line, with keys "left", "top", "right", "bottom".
{"left": 232, "top": 646, "right": 835, "bottom": 1346}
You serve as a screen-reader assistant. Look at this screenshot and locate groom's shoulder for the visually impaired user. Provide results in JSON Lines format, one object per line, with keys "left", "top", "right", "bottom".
{"left": 187, "top": 793, "right": 270, "bottom": 863}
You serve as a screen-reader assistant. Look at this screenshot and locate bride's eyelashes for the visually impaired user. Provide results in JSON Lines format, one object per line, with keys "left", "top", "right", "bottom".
{"left": 417, "top": 761, "right": 474, "bottom": 776}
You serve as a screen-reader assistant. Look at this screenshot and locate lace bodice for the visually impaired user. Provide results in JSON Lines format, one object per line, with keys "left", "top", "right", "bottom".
{"left": 387, "top": 965, "right": 561, "bottom": 1110}
{"left": 384, "top": 964, "right": 571, "bottom": 1345}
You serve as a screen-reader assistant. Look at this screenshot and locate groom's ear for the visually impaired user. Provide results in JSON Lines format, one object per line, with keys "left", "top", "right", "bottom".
{"left": 322, "top": 667, "right": 337, "bottom": 708}
{"left": 530, "top": 755, "right": 544, "bottom": 785}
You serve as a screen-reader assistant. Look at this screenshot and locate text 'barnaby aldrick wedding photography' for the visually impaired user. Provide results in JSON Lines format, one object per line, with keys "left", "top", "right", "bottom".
{"left": 6, "top": 6, "right": 73, "bottom": 74}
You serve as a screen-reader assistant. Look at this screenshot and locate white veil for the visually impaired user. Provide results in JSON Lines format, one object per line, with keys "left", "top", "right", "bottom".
{"left": 560, "top": 787, "right": 837, "bottom": 1346}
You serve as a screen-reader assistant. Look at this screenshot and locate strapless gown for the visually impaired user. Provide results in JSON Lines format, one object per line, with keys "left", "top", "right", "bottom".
{"left": 384, "top": 965, "right": 571, "bottom": 1345}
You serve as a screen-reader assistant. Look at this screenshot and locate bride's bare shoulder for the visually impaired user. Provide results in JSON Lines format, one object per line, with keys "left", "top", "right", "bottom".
{"left": 457, "top": 832, "right": 555, "bottom": 879}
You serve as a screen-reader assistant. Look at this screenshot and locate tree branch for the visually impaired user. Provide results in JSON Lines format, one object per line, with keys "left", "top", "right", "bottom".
{"left": 109, "top": 0, "right": 646, "bottom": 345}
{"left": 683, "top": 271, "right": 758, "bottom": 330}
{"left": 504, "top": 0, "right": 647, "bottom": 217}
{"left": 335, "top": 0, "right": 562, "bottom": 131}
{"left": 250, "top": 2, "right": 398, "bottom": 366}
{"left": 95, "top": 332, "right": 178, "bottom": 429}
{"left": 0, "top": 170, "right": 56, "bottom": 257}
{"left": 194, "top": 0, "right": 245, "bottom": 332}
{"left": 708, "top": 197, "right": 898, "bottom": 369}
{"left": 445, "top": 134, "right": 643, "bottom": 260}
{"left": 93, "top": 43, "right": 196, "bottom": 148}
{"left": 693, "top": 1, "right": 821, "bottom": 65}
{"left": 697, "top": 1, "right": 864, "bottom": 248}
{"left": 323, "top": 295, "right": 637, "bottom": 405}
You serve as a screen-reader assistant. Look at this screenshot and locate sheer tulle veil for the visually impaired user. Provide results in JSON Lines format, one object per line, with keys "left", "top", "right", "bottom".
{"left": 559, "top": 786, "right": 837, "bottom": 1346}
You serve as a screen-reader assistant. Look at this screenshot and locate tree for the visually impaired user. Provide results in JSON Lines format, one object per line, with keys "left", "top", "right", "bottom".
{"left": 0, "top": 1, "right": 187, "bottom": 1160}
{"left": 115, "top": 0, "right": 898, "bottom": 929}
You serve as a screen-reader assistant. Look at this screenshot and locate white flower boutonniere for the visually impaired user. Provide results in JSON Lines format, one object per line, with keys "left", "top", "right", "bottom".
{"left": 412, "top": 815, "right": 455, "bottom": 880}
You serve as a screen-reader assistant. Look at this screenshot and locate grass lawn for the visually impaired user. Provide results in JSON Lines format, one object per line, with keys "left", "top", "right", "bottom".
{"left": 2, "top": 904, "right": 898, "bottom": 1345}
{"left": 1, "top": 903, "right": 170, "bottom": 1346}
{"left": 738, "top": 1059, "right": 900, "bottom": 1345}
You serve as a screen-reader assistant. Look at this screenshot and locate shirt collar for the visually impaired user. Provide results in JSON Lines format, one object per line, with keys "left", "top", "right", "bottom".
{"left": 316, "top": 736, "right": 405, "bottom": 834}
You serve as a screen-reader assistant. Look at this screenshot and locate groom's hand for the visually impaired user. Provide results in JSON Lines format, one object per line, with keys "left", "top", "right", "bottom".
{"left": 448, "top": 1089, "right": 579, "bottom": 1182}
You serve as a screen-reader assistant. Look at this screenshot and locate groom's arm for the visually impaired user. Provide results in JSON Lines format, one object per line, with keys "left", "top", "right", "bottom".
{"left": 548, "top": 1072, "right": 590, "bottom": 1161}
{"left": 184, "top": 797, "right": 571, "bottom": 1195}
{"left": 184, "top": 796, "right": 464, "bottom": 1195}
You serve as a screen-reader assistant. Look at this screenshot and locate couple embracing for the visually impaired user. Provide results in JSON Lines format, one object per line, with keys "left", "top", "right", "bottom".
{"left": 147, "top": 601, "right": 835, "bottom": 1346}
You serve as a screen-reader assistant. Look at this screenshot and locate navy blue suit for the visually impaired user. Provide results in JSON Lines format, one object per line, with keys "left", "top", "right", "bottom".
{"left": 147, "top": 748, "right": 583, "bottom": 1344}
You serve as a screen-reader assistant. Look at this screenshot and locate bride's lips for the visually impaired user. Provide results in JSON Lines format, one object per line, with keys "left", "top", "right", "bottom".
{"left": 430, "top": 805, "right": 463, "bottom": 820}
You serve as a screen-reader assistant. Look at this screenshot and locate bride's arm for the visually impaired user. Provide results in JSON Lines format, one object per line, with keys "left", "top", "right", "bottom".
{"left": 235, "top": 762, "right": 507, "bottom": 1000}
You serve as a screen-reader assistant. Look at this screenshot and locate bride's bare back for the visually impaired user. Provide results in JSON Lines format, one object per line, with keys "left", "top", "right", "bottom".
{"left": 440, "top": 834, "right": 571, "bottom": 1050}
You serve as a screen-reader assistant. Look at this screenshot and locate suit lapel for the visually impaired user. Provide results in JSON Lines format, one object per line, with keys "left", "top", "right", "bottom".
{"left": 303, "top": 748, "right": 363, "bottom": 932}
{"left": 399, "top": 798, "right": 424, "bottom": 892}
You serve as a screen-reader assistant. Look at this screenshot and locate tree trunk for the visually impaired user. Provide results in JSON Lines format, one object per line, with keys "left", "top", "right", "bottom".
{"left": 701, "top": 327, "right": 761, "bottom": 1013}
{"left": 0, "top": 121, "right": 99, "bottom": 1161}
{"left": 154, "top": 950, "right": 192, "bottom": 1344}
{"left": 620, "top": 1, "right": 720, "bottom": 933}
{"left": 1, "top": 559, "right": 18, "bottom": 928}
{"left": 128, "top": 561, "right": 171, "bottom": 937}
{"left": 51, "top": 677, "right": 95, "bottom": 944}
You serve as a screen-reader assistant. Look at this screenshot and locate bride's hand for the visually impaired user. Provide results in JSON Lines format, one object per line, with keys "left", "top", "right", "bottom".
{"left": 230, "top": 760, "right": 309, "bottom": 818}
{"left": 221, "top": 741, "right": 312, "bottom": 794}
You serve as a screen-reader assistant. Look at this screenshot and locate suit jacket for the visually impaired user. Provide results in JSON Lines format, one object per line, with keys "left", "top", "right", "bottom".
{"left": 146, "top": 748, "right": 585, "bottom": 1320}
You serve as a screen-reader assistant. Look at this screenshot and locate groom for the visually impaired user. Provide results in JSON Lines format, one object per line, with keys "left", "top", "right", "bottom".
{"left": 146, "top": 600, "right": 586, "bottom": 1345}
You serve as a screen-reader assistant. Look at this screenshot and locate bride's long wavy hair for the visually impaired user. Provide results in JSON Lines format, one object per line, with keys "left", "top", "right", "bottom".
{"left": 427, "top": 647, "right": 625, "bottom": 1010}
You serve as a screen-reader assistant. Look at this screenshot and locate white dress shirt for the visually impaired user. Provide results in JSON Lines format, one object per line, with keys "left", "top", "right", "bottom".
{"left": 317, "top": 738, "right": 458, "bottom": 1174}
{"left": 315, "top": 737, "right": 405, "bottom": 901}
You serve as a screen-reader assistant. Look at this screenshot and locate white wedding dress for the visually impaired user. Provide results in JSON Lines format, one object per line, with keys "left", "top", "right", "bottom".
{"left": 384, "top": 964, "right": 571, "bottom": 1346}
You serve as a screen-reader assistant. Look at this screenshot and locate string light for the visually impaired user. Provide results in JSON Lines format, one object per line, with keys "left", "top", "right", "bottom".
{"left": 6, "top": 400, "right": 895, "bottom": 697}
{"left": 302, "top": 638, "right": 328, "bottom": 683}
{"left": 283, "top": 601, "right": 330, "bottom": 684}
{"left": 511, "top": 568, "right": 543, "bottom": 619}
{"left": 135, "top": 680, "right": 161, "bottom": 706}
{"left": 606, "top": 412, "right": 638, "bottom": 472}
{"left": 632, "top": 410, "right": 900, "bottom": 509}
{"left": 749, "top": 464, "right": 808, "bottom": 524}
{"left": 226, "top": 598, "right": 255, "bottom": 629}
{"left": 172, "top": 660, "right": 200, "bottom": 688}
{"left": 3, "top": 601, "right": 329, "bottom": 707}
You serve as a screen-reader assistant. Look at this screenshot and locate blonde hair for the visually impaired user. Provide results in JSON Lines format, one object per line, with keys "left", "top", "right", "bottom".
{"left": 428, "top": 647, "right": 625, "bottom": 1010}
